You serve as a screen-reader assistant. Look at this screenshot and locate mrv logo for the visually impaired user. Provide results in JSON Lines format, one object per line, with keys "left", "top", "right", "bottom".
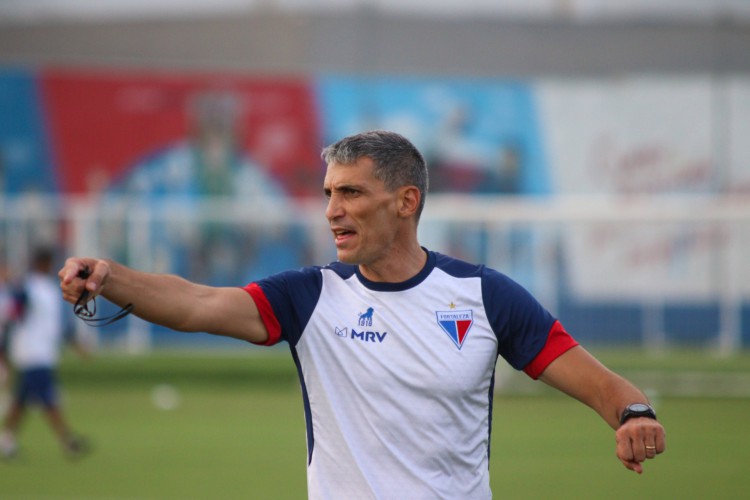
{"left": 334, "top": 327, "right": 388, "bottom": 343}
{"left": 352, "top": 329, "right": 387, "bottom": 343}
{"left": 333, "top": 306, "right": 387, "bottom": 343}
{"left": 336, "top": 326, "right": 388, "bottom": 344}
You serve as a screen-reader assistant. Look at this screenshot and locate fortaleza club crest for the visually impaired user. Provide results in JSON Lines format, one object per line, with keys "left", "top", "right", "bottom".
{"left": 436, "top": 309, "right": 474, "bottom": 349}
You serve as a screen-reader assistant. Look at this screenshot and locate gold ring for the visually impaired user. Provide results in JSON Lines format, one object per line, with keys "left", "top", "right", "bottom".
{"left": 645, "top": 446, "right": 656, "bottom": 450}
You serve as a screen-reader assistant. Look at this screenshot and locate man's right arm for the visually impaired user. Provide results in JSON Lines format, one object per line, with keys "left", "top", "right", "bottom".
{"left": 58, "top": 257, "right": 269, "bottom": 344}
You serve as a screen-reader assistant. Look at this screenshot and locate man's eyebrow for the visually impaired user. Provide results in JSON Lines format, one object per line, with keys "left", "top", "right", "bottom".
{"left": 326, "top": 183, "right": 361, "bottom": 192}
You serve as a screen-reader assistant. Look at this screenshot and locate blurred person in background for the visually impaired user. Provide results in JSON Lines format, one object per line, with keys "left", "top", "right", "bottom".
{"left": 0, "top": 263, "right": 12, "bottom": 404}
{"left": 59, "top": 131, "right": 665, "bottom": 498}
{"left": 0, "top": 247, "right": 90, "bottom": 460}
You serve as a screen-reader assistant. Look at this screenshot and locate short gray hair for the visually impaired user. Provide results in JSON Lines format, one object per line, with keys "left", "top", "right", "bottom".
{"left": 321, "top": 130, "right": 429, "bottom": 219}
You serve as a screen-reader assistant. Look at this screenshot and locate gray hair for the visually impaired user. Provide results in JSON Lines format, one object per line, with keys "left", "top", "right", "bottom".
{"left": 321, "top": 130, "right": 429, "bottom": 219}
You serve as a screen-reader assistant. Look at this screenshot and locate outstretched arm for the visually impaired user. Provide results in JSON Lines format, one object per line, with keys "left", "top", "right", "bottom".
{"left": 59, "top": 257, "right": 269, "bottom": 344}
{"left": 538, "top": 345, "right": 666, "bottom": 474}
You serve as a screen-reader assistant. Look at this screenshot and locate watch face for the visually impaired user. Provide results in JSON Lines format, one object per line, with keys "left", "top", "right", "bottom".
{"left": 629, "top": 403, "right": 650, "bottom": 412}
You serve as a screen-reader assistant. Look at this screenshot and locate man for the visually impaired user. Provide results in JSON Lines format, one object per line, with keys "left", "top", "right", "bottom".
{"left": 1, "top": 247, "right": 89, "bottom": 459}
{"left": 59, "top": 131, "right": 665, "bottom": 498}
{"left": 0, "top": 264, "right": 12, "bottom": 404}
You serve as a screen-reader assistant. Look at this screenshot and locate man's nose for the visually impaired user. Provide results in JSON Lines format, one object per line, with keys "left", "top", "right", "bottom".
{"left": 325, "top": 194, "right": 343, "bottom": 221}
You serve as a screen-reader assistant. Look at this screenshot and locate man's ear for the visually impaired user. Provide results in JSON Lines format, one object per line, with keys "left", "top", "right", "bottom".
{"left": 397, "top": 186, "right": 421, "bottom": 218}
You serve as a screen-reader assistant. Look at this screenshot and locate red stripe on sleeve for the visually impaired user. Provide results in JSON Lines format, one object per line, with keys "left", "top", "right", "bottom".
{"left": 523, "top": 320, "right": 579, "bottom": 380}
{"left": 241, "top": 283, "right": 282, "bottom": 346}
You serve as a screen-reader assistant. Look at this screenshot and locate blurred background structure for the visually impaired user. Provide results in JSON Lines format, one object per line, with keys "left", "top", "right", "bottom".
{"left": 1, "top": 0, "right": 750, "bottom": 354}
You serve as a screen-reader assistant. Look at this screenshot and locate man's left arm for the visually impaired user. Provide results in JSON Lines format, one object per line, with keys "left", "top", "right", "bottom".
{"left": 538, "top": 345, "right": 666, "bottom": 474}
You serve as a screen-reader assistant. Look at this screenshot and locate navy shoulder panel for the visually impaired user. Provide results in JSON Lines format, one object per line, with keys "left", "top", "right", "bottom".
{"left": 325, "top": 261, "right": 357, "bottom": 280}
{"left": 255, "top": 266, "right": 325, "bottom": 347}
{"left": 433, "top": 251, "right": 484, "bottom": 279}
{"left": 480, "top": 266, "right": 556, "bottom": 370}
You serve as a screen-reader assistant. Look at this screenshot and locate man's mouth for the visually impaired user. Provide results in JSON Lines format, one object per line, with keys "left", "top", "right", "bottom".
{"left": 332, "top": 227, "right": 355, "bottom": 243}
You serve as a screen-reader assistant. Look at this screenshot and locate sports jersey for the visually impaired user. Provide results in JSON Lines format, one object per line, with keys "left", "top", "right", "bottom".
{"left": 8, "top": 272, "right": 64, "bottom": 369}
{"left": 244, "top": 249, "right": 577, "bottom": 500}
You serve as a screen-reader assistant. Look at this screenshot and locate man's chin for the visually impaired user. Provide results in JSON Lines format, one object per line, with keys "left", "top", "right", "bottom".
{"left": 335, "top": 249, "right": 358, "bottom": 264}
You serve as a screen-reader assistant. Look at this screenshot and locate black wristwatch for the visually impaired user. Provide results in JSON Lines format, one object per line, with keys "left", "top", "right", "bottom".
{"left": 619, "top": 403, "right": 657, "bottom": 426}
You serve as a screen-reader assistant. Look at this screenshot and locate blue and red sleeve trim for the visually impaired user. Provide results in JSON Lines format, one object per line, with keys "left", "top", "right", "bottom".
{"left": 242, "top": 283, "right": 282, "bottom": 346}
{"left": 523, "top": 320, "right": 579, "bottom": 380}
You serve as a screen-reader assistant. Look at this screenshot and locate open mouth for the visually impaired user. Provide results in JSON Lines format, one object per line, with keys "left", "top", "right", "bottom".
{"left": 332, "top": 228, "right": 356, "bottom": 244}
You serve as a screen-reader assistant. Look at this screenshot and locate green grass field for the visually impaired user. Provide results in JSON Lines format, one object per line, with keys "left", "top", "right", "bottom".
{"left": 2, "top": 349, "right": 749, "bottom": 499}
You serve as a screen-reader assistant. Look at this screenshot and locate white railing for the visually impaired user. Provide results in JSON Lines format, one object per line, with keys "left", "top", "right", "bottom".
{"left": 2, "top": 193, "right": 749, "bottom": 354}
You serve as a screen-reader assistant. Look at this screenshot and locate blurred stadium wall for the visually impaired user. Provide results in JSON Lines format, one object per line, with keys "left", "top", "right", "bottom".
{"left": 1, "top": 1, "right": 749, "bottom": 353}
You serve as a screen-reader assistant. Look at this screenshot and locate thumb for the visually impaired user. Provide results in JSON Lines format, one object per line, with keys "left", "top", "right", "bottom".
{"left": 623, "top": 459, "right": 644, "bottom": 475}
{"left": 84, "top": 259, "right": 112, "bottom": 296}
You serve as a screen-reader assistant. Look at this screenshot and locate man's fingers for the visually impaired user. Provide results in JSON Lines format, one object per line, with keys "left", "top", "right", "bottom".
{"left": 655, "top": 432, "right": 667, "bottom": 454}
{"left": 616, "top": 440, "right": 643, "bottom": 473}
{"left": 59, "top": 259, "right": 86, "bottom": 303}
{"left": 622, "top": 459, "right": 644, "bottom": 475}
{"left": 615, "top": 418, "right": 666, "bottom": 475}
{"left": 59, "top": 258, "right": 85, "bottom": 284}
{"left": 85, "top": 261, "right": 111, "bottom": 294}
{"left": 58, "top": 258, "right": 109, "bottom": 303}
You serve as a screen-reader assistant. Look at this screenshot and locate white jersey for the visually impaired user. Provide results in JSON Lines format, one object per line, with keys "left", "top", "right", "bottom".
{"left": 245, "top": 250, "right": 576, "bottom": 500}
{"left": 8, "top": 272, "right": 65, "bottom": 369}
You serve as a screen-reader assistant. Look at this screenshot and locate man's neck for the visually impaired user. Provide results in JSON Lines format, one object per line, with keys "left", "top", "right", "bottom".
{"left": 358, "top": 244, "right": 427, "bottom": 283}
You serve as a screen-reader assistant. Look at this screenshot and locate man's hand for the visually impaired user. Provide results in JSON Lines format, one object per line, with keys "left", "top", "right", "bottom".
{"left": 615, "top": 417, "right": 666, "bottom": 474}
{"left": 58, "top": 257, "right": 111, "bottom": 305}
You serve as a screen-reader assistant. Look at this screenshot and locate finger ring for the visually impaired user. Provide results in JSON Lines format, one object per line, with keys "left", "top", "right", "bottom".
{"left": 645, "top": 446, "right": 656, "bottom": 450}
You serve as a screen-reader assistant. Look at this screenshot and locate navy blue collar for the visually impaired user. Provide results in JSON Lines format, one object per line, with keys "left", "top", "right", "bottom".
{"left": 355, "top": 248, "right": 435, "bottom": 292}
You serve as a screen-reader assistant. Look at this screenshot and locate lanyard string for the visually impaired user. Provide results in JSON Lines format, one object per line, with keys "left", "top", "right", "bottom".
{"left": 73, "top": 267, "right": 134, "bottom": 327}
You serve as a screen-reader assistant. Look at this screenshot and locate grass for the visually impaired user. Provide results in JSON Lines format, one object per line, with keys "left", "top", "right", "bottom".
{"left": 2, "top": 349, "right": 749, "bottom": 499}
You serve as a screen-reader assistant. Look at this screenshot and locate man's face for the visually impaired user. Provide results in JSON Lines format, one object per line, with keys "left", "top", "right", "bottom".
{"left": 323, "top": 157, "right": 400, "bottom": 266}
